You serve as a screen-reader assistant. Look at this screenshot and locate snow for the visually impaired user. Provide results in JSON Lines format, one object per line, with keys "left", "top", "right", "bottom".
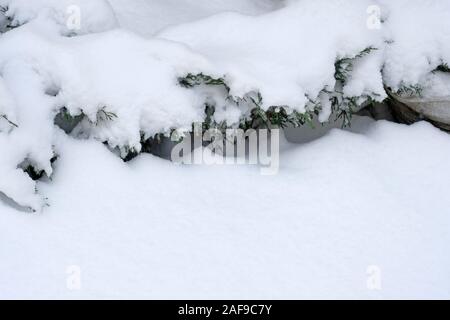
{"left": 0, "top": 0, "right": 450, "bottom": 299}
{"left": 0, "top": 18, "right": 214, "bottom": 208}
{"left": 0, "top": 0, "right": 390, "bottom": 210}
{"left": 109, "top": 0, "right": 280, "bottom": 37}
{"left": 1, "top": 118, "right": 449, "bottom": 299}
{"left": 159, "top": 0, "right": 386, "bottom": 110}
{"left": 422, "top": 72, "right": 450, "bottom": 99}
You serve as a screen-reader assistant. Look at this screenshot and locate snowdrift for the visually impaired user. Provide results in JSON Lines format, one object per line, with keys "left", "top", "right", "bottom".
{"left": 0, "top": 0, "right": 449, "bottom": 211}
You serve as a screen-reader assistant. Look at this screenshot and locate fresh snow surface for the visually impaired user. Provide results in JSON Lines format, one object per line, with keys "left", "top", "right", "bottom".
{"left": 1, "top": 118, "right": 450, "bottom": 299}
{"left": 378, "top": 0, "right": 450, "bottom": 92}
{"left": 0, "top": 0, "right": 118, "bottom": 34}
{"left": 0, "top": 0, "right": 390, "bottom": 210}
{"left": 0, "top": 0, "right": 450, "bottom": 299}
{"left": 109, "top": 0, "right": 280, "bottom": 37}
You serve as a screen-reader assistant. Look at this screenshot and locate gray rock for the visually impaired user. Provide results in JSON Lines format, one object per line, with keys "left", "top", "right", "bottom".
{"left": 387, "top": 90, "right": 450, "bottom": 131}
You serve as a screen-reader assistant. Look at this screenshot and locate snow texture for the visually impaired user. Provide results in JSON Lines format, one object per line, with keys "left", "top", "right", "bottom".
{"left": 0, "top": 0, "right": 449, "bottom": 299}
{"left": 1, "top": 119, "right": 450, "bottom": 299}
{"left": 0, "top": 0, "right": 118, "bottom": 34}
{"left": 0, "top": 0, "right": 448, "bottom": 210}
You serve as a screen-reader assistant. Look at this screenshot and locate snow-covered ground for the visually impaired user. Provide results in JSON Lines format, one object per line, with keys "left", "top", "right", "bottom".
{"left": 1, "top": 0, "right": 450, "bottom": 299}
{"left": 1, "top": 118, "right": 450, "bottom": 299}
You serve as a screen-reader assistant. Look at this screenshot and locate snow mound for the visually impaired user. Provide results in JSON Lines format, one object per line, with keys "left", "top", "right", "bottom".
{"left": 0, "top": 0, "right": 118, "bottom": 34}
{"left": 109, "top": 0, "right": 280, "bottom": 37}
{"left": 159, "top": 0, "right": 386, "bottom": 110}
{"left": 0, "top": 20, "right": 213, "bottom": 210}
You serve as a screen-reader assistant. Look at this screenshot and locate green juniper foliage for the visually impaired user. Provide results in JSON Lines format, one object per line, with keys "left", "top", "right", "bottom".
{"left": 55, "top": 106, "right": 117, "bottom": 131}
{"left": 179, "top": 73, "right": 230, "bottom": 91}
{"left": 239, "top": 92, "right": 319, "bottom": 130}
{"left": 332, "top": 47, "right": 379, "bottom": 127}
{"left": 0, "top": 6, "right": 16, "bottom": 32}
{"left": 95, "top": 107, "right": 117, "bottom": 124}
{"left": 178, "top": 74, "right": 319, "bottom": 131}
{"left": 177, "top": 46, "right": 379, "bottom": 132}
{"left": 332, "top": 95, "right": 361, "bottom": 128}
{"left": 48, "top": 46, "right": 382, "bottom": 162}
{"left": 395, "top": 61, "right": 449, "bottom": 98}
{"left": 56, "top": 47, "right": 381, "bottom": 161}
{"left": 59, "top": 107, "right": 82, "bottom": 123}
{"left": 334, "top": 47, "right": 377, "bottom": 82}
{"left": 397, "top": 84, "right": 423, "bottom": 97}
